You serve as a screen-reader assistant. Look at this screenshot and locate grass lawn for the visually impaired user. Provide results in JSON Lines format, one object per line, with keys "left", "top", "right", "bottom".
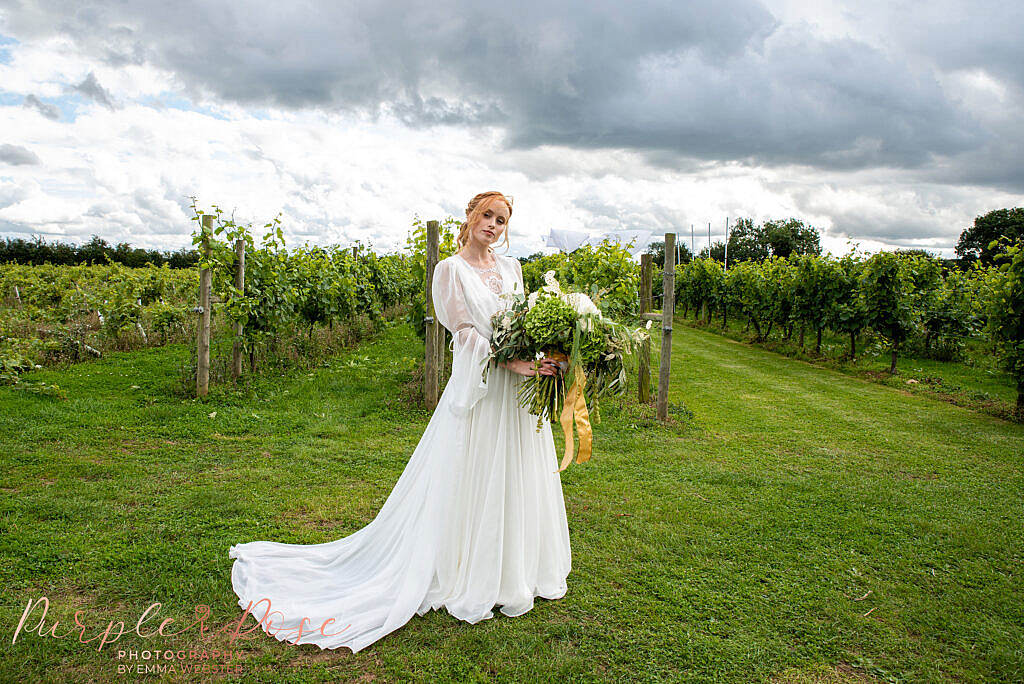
{"left": 675, "top": 310, "right": 1021, "bottom": 422}
{"left": 1, "top": 316, "right": 1022, "bottom": 682}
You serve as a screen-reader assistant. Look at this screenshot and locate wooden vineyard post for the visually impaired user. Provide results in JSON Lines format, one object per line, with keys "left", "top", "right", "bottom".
{"left": 423, "top": 220, "right": 440, "bottom": 409}
{"left": 638, "top": 253, "right": 653, "bottom": 404}
{"left": 232, "top": 238, "right": 245, "bottom": 381}
{"left": 196, "top": 214, "right": 213, "bottom": 398}
{"left": 657, "top": 232, "right": 676, "bottom": 422}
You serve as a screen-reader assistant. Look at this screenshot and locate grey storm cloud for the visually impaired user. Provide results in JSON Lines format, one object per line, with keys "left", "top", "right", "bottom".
{"left": 0, "top": 143, "right": 41, "bottom": 165}
{"left": 870, "top": 1, "right": 1024, "bottom": 94}
{"left": 2, "top": 0, "right": 1022, "bottom": 190}
{"left": 71, "top": 72, "right": 117, "bottom": 109}
{"left": 23, "top": 93, "right": 60, "bottom": 119}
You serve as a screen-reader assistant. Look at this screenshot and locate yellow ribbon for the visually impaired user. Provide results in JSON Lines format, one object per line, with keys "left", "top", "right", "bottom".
{"left": 555, "top": 363, "right": 593, "bottom": 473}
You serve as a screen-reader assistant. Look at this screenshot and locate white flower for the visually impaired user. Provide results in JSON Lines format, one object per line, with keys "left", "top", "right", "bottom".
{"left": 527, "top": 292, "right": 540, "bottom": 309}
{"left": 604, "top": 353, "right": 615, "bottom": 360}
{"left": 541, "top": 270, "right": 564, "bottom": 296}
{"left": 501, "top": 315, "right": 512, "bottom": 329}
{"left": 561, "top": 292, "right": 599, "bottom": 316}
{"left": 645, "top": 320, "right": 653, "bottom": 329}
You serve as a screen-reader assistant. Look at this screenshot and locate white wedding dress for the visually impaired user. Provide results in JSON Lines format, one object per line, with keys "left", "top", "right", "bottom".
{"left": 228, "top": 252, "right": 572, "bottom": 652}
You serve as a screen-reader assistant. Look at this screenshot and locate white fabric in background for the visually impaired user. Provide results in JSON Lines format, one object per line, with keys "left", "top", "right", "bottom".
{"left": 228, "top": 252, "right": 572, "bottom": 653}
{"left": 546, "top": 228, "right": 654, "bottom": 256}
{"left": 544, "top": 228, "right": 590, "bottom": 252}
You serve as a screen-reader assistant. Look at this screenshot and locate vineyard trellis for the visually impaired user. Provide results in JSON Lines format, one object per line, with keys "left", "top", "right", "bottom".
{"left": 3, "top": 215, "right": 1022, "bottom": 418}
{"left": 187, "top": 201, "right": 419, "bottom": 397}
{"left": 668, "top": 246, "right": 1024, "bottom": 417}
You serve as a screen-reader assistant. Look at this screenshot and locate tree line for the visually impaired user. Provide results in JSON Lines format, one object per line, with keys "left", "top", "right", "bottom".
{"left": 0, "top": 235, "right": 200, "bottom": 268}
{"left": 639, "top": 207, "right": 1023, "bottom": 272}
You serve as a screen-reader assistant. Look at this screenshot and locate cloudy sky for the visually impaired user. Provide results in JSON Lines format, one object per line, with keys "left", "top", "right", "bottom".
{"left": 1, "top": 1, "right": 1022, "bottom": 259}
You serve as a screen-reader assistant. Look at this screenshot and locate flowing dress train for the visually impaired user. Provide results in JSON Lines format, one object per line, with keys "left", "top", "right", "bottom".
{"left": 228, "top": 252, "right": 572, "bottom": 652}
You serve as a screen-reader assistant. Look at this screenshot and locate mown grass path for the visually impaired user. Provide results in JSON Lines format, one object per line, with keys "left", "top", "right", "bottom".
{"left": 1, "top": 317, "right": 1021, "bottom": 682}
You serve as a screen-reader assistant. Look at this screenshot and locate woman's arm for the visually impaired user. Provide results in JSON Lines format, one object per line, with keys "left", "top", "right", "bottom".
{"left": 501, "top": 258, "right": 557, "bottom": 376}
{"left": 500, "top": 358, "right": 560, "bottom": 376}
{"left": 432, "top": 260, "right": 493, "bottom": 415}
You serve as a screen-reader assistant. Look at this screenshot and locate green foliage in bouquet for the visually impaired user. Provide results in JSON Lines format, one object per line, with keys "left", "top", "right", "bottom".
{"left": 487, "top": 272, "right": 649, "bottom": 433}
{"left": 575, "top": 324, "right": 607, "bottom": 366}
{"left": 523, "top": 294, "right": 576, "bottom": 347}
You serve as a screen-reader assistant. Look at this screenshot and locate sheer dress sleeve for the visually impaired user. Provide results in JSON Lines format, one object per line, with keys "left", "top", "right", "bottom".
{"left": 511, "top": 257, "right": 524, "bottom": 294}
{"left": 432, "top": 259, "right": 492, "bottom": 417}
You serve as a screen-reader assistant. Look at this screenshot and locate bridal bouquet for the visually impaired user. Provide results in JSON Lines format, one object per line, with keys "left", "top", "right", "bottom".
{"left": 484, "top": 270, "right": 651, "bottom": 472}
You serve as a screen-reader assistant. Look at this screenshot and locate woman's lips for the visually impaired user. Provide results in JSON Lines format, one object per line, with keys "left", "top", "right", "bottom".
{"left": 483, "top": 230, "right": 494, "bottom": 237}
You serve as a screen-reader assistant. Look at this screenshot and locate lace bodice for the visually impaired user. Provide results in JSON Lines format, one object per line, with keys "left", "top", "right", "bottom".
{"left": 457, "top": 253, "right": 504, "bottom": 294}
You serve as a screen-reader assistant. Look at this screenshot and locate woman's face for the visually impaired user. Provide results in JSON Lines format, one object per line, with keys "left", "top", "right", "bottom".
{"left": 466, "top": 199, "right": 509, "bottom": 250}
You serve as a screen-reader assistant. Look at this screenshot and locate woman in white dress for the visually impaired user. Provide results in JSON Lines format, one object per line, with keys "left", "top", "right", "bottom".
{"left": 229, "top": 191, "right": 572, "bottom": 653}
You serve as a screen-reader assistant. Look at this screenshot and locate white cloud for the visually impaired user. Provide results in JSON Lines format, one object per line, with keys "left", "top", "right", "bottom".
{"left": 1, "top": 1, "right": 1022, "bottom": 260}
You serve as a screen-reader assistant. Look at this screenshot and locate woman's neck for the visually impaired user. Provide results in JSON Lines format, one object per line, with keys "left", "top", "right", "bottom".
{"left": 459, "top": 243, "right": 495, "bottom": 267}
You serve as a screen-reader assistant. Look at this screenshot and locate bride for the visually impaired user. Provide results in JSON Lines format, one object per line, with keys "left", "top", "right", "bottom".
{"left": 229, "top": 191, "right": 572, "bottom": 653}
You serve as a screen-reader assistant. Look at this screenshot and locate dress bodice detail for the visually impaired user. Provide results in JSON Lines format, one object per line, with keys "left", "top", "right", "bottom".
{"left": 457, "top": 253, "right": 504, "bottom": 295}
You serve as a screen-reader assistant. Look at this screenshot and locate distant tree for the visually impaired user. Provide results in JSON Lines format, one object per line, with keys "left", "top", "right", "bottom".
{"left": 645, "top": 240, "right": 693, "bottom": 268}
{"left": 762, "top": 218, "right": 821, "bottom": 259}
{"left": 677, "top": 241, "right": 694, "bottom": 265}
{"left": 166, "top": 246, "right": 200, "bottom": 268}
{"left": 50, "top": 240, "right": 77, "bottom": 265}
{"left": 726, "top": 218, "right": 770, "bottom": 263}
{"left": 895, "top": 248, "right": 938, "bottom": 259}
{"left": 1, "top": 234, "right": 197, "bottom": 267}
{"left": 724, "top": 217, "right": 820, "bottom": 263}
{"left": 80, "top": 235, "right": 111, "bottom": 265}
{"left": 698, "top": 240, "right": 726, "bottom": 262}
{"left": 646, "top": 241, "right": 665, "bottom": 268}
{"left": 521, "top": 251, "right": 546, "bottom": 264}
{"left": 956, "top": 208, "right": 1024, "bottom": 267}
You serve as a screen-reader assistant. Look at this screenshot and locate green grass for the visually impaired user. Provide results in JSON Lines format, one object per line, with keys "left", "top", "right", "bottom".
{"left": 676, "top": 310, "right": 1021, "bottom": 420}
{"left": 1, "top": 316, "right": 1022, "bottom": 682}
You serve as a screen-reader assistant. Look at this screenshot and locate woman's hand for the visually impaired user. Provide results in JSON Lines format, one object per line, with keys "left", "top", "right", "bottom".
{"left": 501, "top": 357, "right": 561, "bottom": 377}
